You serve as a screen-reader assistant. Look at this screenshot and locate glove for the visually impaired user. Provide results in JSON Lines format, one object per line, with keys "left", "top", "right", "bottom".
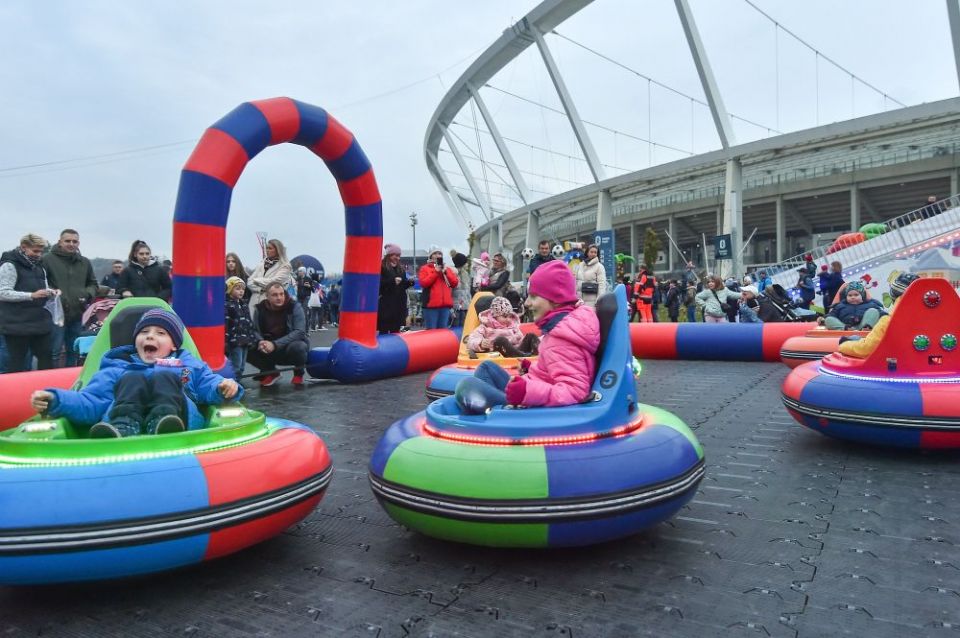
{"left": 505, "top": 375, "right": 527, "bottom": 405}
{"left": 519, "top": 359, "right": 532, "bottom": 375}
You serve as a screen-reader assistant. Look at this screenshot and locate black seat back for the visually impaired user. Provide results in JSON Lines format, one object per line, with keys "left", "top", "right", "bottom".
{"left": 593, "top": 292, "right": 618, "bottom": 368}
{"left": 473, "top": 295, "right": 494, "bottom": 315}
{"left": 109, "top": 306, "right": 155, "bottom": 348}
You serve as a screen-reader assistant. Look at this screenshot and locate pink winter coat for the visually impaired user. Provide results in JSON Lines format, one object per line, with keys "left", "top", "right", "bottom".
{"left": 522, "top": 303, "right": 600, "bottom": 407}
{"left": 466, "top": 309, "right": 523, "bottom": 352}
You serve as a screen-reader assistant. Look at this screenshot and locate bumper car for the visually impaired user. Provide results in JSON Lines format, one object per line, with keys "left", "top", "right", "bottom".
{"left": 0, "top": 298, "right": 332, "bottom": 585}
{"left": 782, "top": 278, "right": 960, "bottom": 449}
{"left": 372, "top": 286, "right": 705, "bottom": 548}
{"left": 780, "top": 328, "right": 869, "bottom": 368}
{"left": 425, "top": 292, "right": 538, "bottom": 400}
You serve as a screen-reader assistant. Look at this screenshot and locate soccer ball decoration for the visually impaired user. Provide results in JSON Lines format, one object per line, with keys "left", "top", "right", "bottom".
{"left": 521, "top": 247, "right": 534, "bottom": 259}
{"left": 551, "top": 244, "right": 566, "bottom": 259}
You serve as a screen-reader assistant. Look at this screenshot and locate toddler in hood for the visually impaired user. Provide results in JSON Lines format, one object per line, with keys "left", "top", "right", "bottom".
{"left": 456, "top": 260, "right": 600, "bottom": 414}
{"left": 467, "top": 296, "right": 523, "bottom": 353}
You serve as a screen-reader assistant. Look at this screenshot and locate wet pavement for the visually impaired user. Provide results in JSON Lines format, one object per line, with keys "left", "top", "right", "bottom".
{"left": 2, "top": 329, "right": 960, "bottom": 637}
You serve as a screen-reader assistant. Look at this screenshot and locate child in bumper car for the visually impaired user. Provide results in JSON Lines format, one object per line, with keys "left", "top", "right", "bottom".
{"left": 30, "top": 308, "right": 242, "bottom": 438}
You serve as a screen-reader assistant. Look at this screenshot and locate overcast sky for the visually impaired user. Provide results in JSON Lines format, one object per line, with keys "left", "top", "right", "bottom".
{"left": 1, "top": 1, "right": 956, "bottom": 272}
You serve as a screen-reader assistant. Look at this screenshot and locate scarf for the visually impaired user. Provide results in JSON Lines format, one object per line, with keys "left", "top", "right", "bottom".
{"left": 263, "top": 257, "right": 279, "bottom": 271}
{"left": 18, "top": 247, "right": 41, "bottom": 266}
{"left": 535, "top": 301, "right": 578, "bottom": 333}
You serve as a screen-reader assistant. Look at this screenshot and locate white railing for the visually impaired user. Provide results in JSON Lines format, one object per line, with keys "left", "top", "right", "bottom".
{"left": 769, "top": 194, "right": 960, "bottom": 288}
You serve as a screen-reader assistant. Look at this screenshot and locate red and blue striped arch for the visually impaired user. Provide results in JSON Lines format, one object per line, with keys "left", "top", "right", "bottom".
{"left": 172, "top": 97, "right": 382, "bottom": 369}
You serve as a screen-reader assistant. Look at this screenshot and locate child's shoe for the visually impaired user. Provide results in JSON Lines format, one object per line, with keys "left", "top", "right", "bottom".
{"left": 89, "top": 422, "right": 122, "bottom": 439}
{"left": 291, "top": 373, "right": 304, "bottom": 386}
{"left": 90, "top": 417, "right": 140, "bottom": 438}
{"left": 148, "top": 414, "right": 185, "bottom": 435}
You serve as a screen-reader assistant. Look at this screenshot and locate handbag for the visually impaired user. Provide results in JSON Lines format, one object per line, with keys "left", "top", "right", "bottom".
{"left": 581, "top": 282, "right": 599, "bottom": 295}
{"left": 712, "top": 290, "right": 731, "bottom": 314}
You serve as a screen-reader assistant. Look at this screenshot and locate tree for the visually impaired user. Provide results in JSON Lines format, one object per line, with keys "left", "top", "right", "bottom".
{"left": 642, "top": 227, "right": 662, "bottom": 271}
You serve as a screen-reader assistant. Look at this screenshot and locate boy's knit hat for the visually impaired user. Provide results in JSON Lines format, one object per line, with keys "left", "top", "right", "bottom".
{"left": 452, "top": 253, "right": 468, "bottom": 269}
{"left": 528, "top": 260, "right": 578, "bottom": 304}
{"left": 890, "top": 272, "right": 919, "bottom": 298}
{"left": 489, "top": 296, "right": 514, "bottom": 317}
{"left": 134, "top": 308, "right": 184, "bottom": 349}
{"left": 845, "top": 281, "right": 866, "bottom": 298}
{"left": 384, "top": 243, "right": 402, "bottom": 257}
{"left": 226, "top": 276, "right": 246, "bottom": 296}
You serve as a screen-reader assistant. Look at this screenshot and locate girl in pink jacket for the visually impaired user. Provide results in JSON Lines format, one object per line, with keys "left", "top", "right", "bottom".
{"left": 455, "top": 260, "right": 600, "bottom": 414}
{"left": 466, "top": 296, "right": 523, "bottom": 353}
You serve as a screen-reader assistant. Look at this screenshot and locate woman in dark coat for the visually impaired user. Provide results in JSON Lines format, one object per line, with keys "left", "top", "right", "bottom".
{"left": 118, "top": 240, "right": 172, "bottom": 301}
{"left": 377, "top": 243, "right": 413, "bottom": 334}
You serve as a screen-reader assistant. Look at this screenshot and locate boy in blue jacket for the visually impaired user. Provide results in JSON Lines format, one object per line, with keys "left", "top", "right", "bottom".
{"left": 30, "top": 308, "right": 241, "bottom": 438}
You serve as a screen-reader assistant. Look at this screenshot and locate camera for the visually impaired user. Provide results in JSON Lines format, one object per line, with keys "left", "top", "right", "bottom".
{"left": 436, "top": 257, "right": 443, "bottom": 267}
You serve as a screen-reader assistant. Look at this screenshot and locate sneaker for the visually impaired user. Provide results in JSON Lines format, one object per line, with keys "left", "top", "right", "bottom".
{"left": 291, "top": 373, "right": 304, "bottom": 386}
{"left": 259, "top": 373, "right": 280, "bottom": 388}
{"left": 90, "top": 422, "right": 122, "bottom": 439}
{"left": 318, "top": 326, "right": 328, "bottom": 331}
{"left": 149, "top": 414, "right": 185, "bottom": 435}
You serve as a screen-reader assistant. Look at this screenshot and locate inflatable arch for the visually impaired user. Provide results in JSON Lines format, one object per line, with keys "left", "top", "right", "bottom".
{"left": 172, "top": 98, "right": 459, "bottom": 382}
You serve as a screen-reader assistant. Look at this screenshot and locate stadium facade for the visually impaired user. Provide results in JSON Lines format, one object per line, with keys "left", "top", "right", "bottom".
{"left": 424, "top": 0, "right": 960, "bottom": 277}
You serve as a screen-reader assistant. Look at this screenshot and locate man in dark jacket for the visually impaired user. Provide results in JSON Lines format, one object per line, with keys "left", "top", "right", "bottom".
{"left": 43, "top": 229, "right": 98, "bottom": 367}
{"left": 248, "top": 282, "right": 310, "bottom": 387}
{"left": 0, "top": 233, "right": 56, "bottom": 372}
{"left": 527, "top": 240, "right": 555, "bottom": 276}
{"left": 101, "top": 260, "right": 124, "bottom": 293}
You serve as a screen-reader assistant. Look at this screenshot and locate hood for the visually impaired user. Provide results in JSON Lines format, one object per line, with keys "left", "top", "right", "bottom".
{"left": 1, "top": 248, "right": 40, "bottom": 270}
{"left": 546, "top": 303, "right": 599, "bottom": 352}
{"left": 51, "top": 245, "right": 83, "bottom": 262}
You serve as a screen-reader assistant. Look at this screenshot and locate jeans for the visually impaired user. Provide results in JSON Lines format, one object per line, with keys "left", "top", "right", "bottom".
{"left": 455, "top": 360, "right": 509, "bottom": 414}
{"left": 247, "top": 340, "right": 309, "bottom": 375}
{"left": 450, "top": 308, "right": 467, "bottom": 328}
{"left": 227, "top": 346, "right": 248, "bottom": 380}
{"left": 686, "top": 304, "right": 696, "bottom": 322}
{"left": 50, "top": 319, "right": 83, "bottom": 368}
{"left": 4, "top": 333, "right": 52, "bottom": 372}
{"left": 309, "top": 307, "right": 324, "bottom": 330}
{"left": 329, "top": 305, "right": 339, "bottom": 325}
{"left": 422, "top": 307, "right": 449, "bottom": 330}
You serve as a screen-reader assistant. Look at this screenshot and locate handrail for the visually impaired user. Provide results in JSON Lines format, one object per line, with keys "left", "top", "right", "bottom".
{"left": 768, "top": 194, "right": 960, "bottom": 286}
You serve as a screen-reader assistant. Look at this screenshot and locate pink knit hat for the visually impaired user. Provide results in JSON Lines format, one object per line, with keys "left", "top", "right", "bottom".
{"left": 528, "top": 260, "right": 578, "bottom": 304}
{"left": 384, "top": 243, "right": 401, "bottom": 257}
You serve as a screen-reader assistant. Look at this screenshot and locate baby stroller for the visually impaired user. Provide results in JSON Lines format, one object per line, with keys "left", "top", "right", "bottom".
{"left": 761, "top": 284, "right": 819, "bottom": 322}
{"left": 74, "top": 297, "right": 121, "bottom": 365}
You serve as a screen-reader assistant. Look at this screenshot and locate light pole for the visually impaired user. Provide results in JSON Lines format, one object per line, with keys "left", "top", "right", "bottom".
{"left": 409, "top": 211, "right": 418, "bottom": 274}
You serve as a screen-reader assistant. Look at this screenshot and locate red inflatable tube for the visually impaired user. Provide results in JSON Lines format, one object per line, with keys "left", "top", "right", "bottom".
{"left": 399, "top": 329, "right": 463, "bottom": 375}
{"left": 0, "top": 367, "right": 81, "bottom": 431}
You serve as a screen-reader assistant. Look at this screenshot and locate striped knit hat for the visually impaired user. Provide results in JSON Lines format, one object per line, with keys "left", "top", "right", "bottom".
{"left": 134, "top": 308, "right": 185, "bottom": 349}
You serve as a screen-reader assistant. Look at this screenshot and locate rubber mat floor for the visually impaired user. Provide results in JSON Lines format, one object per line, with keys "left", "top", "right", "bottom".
{"left": 2, "top": 354, "right": 960, "bottom": 637}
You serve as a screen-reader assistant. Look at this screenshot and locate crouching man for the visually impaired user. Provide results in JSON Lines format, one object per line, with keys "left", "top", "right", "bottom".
{"left": 249, "top": 282, "right": 310, "bottom": 387}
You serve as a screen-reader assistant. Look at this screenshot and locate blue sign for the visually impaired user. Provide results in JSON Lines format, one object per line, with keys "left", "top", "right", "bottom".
{"left": 594, "top": 230, "right": 615, "bottom": 290}
{"left": 714, "top": 234, "right": 732, "bottom": 260}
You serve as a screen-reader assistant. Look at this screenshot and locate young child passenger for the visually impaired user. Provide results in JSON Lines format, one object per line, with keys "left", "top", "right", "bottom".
{"left": 466, "top": 296, "right": 524, "bottom": 354}
{"left": 821, "top": 281, "right": 885, "bottom": 330}
{"left": 455, "top": 260, "right": 600, "bottom": 414}
{"left": 225, "top": 277, "right": 256, "bottom": 380}
{"left": 471, "top": 251, "right": 491, "bottom": 292}
{"left": 30, "top": 308, "right": 242, "bottom": 438}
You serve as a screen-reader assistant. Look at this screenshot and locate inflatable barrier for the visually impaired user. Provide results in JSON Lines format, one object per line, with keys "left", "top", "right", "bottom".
{"left": 370, "top": 286, "right": 704, "bottom": 548}
{"left": 0, "top": 299, "right": 331, "bottom": 584}
{"left": 782, "top": 278, "right": 960, "bottom": 449}
{"left": 629, "top": 321, "right": 811, "bottom": 361}
{"left": 171, "top": 97, "right": 462, "bottom": 383}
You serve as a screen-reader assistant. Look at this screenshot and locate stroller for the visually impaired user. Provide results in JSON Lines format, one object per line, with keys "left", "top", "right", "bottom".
{"left": 73, "top": 297, "right": 121, "bottom": 365}
{"left": 761, "top": 284, "right": 819, "bottom": 322}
